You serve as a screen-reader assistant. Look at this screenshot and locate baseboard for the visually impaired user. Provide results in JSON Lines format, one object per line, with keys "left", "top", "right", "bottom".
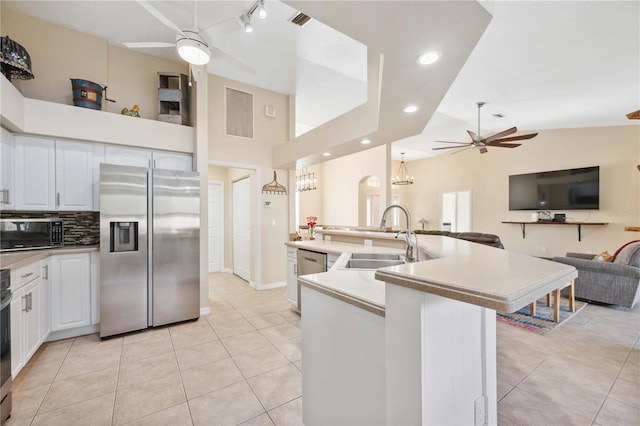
{"left": 46, "top": 324, "right": 100, "bottom": 342}
{"left": 200, "top": 306, "right": 211, "bottom": 316}
{"left": 257, "top": 280, "right": 286, "bottom": 291}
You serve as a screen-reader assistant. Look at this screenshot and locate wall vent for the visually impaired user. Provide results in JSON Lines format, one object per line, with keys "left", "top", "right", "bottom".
{"left": 225, "top": 87, "right": 254, "bottom": 139}
{"left": 289, "top": 12, "right": 311, "bottom": 27}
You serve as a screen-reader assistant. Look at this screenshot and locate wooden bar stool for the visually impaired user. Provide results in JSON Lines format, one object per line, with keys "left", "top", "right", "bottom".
{"left": 530, "top": 280, "right": 575, "bottom": 322}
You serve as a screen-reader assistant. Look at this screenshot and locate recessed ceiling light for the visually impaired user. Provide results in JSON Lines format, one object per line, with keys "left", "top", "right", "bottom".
{"left": 361, "top": 139, "right": 371, "bottom": 145}
{"left": 403, "top": 105, "right": 418, "bottom": 113}
{"left": 416, "top": 51, "right": 440, "bottom": 65}
{"left": 322, "top": 152, "right": 331, "bottom": 157}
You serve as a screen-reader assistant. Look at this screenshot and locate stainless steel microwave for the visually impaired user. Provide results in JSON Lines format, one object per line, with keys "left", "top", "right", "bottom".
{"left": 0, "top": 218, "right": 64, "bottom": 251}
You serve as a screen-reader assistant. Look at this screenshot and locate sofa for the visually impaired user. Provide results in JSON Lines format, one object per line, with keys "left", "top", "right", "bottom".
{"left": 552, "top": 241, "right": 640, "bottom": 308}
{"left": 447, "top": 232, "right": 505, "bottom": 249}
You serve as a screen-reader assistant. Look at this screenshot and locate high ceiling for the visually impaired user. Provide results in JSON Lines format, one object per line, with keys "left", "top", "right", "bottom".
{"left": 2, "top": 1, "right": 638, "bottom": 162}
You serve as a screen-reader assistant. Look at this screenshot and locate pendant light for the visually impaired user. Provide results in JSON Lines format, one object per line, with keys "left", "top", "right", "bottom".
{"left": 392, "top": 153, "right": 414, "bottom": 185}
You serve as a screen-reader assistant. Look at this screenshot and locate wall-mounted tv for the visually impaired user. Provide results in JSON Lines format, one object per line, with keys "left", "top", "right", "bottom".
{"left": 509, "top": 166, "right": 600, "bottom": 210}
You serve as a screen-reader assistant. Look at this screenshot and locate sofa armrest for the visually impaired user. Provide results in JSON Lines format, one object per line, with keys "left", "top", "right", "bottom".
{"left": 565, "top": 252, "right": 596, "bottom": 260}
{"left": 552, "top": 256, "right": 640, "bottom": 279}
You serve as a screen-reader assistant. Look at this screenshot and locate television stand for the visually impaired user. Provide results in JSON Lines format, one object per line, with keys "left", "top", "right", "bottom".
{"left": 501, "top": 221, "right": 608, "bottom": 241}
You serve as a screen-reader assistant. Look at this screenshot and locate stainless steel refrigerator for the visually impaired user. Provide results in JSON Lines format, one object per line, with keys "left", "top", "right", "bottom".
{"left": 99, "top": 163, "right": 200, "bottom": 338}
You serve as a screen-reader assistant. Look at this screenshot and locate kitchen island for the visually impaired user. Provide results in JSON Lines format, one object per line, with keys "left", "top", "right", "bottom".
{"left": 293, "top": 230, "right": 577, "bottom": 425}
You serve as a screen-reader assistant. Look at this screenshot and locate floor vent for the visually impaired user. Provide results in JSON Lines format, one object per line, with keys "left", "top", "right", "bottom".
{"left": 225, "top": 87, "right": 254, "bottom": 139}
{"left": 289, "top": 12, "right": 311, "bottom": 27}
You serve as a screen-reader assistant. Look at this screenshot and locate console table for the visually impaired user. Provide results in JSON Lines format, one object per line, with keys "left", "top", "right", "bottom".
{"left": 502, "top": 221, "right": 608, "bottom": 241}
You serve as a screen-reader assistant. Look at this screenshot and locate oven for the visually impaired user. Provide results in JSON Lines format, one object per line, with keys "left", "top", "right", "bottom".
{"left": 0, "top": 218, "right": 64, "bottom": 251}
{"left": 0, "top": 269, "right": 11, "bottom": 425}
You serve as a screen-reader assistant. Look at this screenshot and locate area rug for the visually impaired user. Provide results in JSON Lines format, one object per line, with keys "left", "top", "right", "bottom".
{"left": 496, "top": 297, "right": 586, "bottom": 334}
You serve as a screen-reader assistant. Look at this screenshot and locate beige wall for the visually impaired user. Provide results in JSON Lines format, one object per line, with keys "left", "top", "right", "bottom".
{"left": 206, "top": 74, "right": 291, "bottom": 287}
{"left": 1, "top": 9, "right": 188, "bottom": 120}
{"left": 403, "top": 125, "right": 640, "bottom": 257}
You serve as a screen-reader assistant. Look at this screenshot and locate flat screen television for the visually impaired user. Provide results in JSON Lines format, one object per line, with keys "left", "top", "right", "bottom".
{"left": 509, "top": 166, "right": 600, "bottom": 210}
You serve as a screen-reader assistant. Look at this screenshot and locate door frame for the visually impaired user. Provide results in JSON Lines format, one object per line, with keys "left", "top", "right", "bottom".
{"left": 208, "top": 160, "right": 263, "bottom": 289}
{"left": 208, "top": 181, "right": 224, "bottom": 273}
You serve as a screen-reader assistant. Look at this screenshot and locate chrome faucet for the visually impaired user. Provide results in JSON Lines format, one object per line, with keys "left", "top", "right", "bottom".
{"left": 380, "top": 204, "right": 417, "bottom": 262}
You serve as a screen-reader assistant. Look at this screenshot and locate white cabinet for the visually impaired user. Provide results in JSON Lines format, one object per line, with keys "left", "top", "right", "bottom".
{"left": 92, "top": 144, "right": 105, "bottom": 210}
{"left": 152, "top": 151, "right": 192, "bottom": 171}
{"left": 55, "top": 140, "right": 94, "bottom": 211}
{"left": 104, "top": 145, "right": 152, "bottom": 168}
{"left": 50, "top": 253, "right": 91, "bottom": 331}
{"left": 0, "top": 127, "right": 15, "bottom": 210}
{"left": 10, "top": 261, "right": 43, "bottom": 377}
{"left": 327, "top": 254, "right": 339, "bottom": 270}
{"left": 14, "top": 135, "right": 56, "bottom": 210}
{"left": 90, "top": 251, "right": 100, "bottom": 325}
{"left": 286, "top": 247, "right": 298, "bottom": 308}
{"left": 104, "top": 145, "right": 192, "bottom": 171}
{"left": 40, "top": 259, "right": 51, "bottom": 341}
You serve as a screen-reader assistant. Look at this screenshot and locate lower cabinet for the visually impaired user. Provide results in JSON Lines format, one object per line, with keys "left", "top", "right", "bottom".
{"left": 50, "top": 253, "right": 91, "bottom": 331}
{"left": 40, "top": 259, "right": 51, "bottom": 341}
{"left": 10, "top": 265, "right": 42, "bottom": 377}
{"left": 286, "top": 247, "right": 298, "bottom": 308}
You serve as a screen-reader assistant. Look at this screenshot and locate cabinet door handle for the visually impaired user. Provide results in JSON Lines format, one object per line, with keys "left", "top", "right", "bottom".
{"left": 42, "top": 264, "right": 49, "bottom": 279}
{"left": 27, "top": 292, "right": 32, "bottom": 312}
{"left": 56, "top": 192, "right": 61, "bottom": 206}
{"left": 21, "top": 272, "right": 33, "bottom": 279}
{"left": 22, "top": 295, "right": 28, "bottom": 312}
{"left": 1, "top": 188, "right": 8, "bottom": 204}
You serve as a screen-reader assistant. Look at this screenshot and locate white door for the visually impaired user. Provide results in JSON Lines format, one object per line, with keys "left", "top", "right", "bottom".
{"left": 232, "top": 177, "right": 251, "bottom": 282}
{"left": 442, "top": 190, "right": 472, "bottom": 232}
{"left": 208, "top": 182, "right": 224, "bottom": 273}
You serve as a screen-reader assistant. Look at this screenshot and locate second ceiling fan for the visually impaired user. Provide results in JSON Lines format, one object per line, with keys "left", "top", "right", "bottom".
{"left": 433, "top": 102, "right": 538, "bottom": 154}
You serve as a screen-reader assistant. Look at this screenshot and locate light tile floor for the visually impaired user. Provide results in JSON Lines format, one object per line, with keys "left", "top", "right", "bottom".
{"left": 6, "top": 272, "right": 640, "bottom": 425}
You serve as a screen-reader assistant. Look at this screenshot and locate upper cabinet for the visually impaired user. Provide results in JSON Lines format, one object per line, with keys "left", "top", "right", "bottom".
{"left": 14, "top": 135, "right": 56, "bottom": 211}
{"left": 0, "top": 127, "right": 15, "bottom": 210}
{"left": 55, "top": 140, "right": 94, "bottom": 211}
{"left": 104, "top": 145, "right": 152, "bottom": 168}
{"left": 152, "top": 151, "right": 192, "bottom": 172}
{"left": 104, "top": 145, "right": 192, "bottom": 172}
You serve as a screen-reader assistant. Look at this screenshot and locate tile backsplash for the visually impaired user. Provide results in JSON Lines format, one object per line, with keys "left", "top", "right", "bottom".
{"left": 0, "top": 211, "right": 100, "bottom": 246}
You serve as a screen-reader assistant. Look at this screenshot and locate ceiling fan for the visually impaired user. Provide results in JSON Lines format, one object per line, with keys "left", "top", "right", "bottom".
{"left": 124, "top": 0, "right": 256, "bottom": 74}
{"left": 433, "top": 102, "right": 538, "bottom": 154}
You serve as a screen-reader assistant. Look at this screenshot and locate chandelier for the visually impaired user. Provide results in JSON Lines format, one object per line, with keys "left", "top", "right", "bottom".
{"left": 392, "top": 153, "right": 414, "bottom": 185}
{"left": 296, "top": 168, "right": 317, "bottom": 191}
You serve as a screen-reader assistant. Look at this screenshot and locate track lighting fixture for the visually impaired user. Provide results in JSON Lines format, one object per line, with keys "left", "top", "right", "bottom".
{"left": 242, "top": 14, "right": 253, "bottom": 33}
{"left": 258, "top": 0, "right": 268, "bottom": 20}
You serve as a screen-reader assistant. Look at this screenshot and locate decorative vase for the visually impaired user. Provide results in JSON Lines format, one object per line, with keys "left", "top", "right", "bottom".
{"left": 308, "top": 226, "right": 315, "bottom": 240}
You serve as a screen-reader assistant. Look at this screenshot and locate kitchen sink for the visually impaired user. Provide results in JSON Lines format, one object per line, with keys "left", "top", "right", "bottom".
{"left": 344, "top": 258, "right": 405, "bottom": 269}
{"left": 350, "top": 253, "right": 403, "bottom": 261}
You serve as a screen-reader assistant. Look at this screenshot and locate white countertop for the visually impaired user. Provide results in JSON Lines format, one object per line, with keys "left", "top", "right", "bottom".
{"left": 0, "top": 245, "right": 99, "bottom": 270}
{"left": 290, "top": 232, "right": 577, "bottom": 314}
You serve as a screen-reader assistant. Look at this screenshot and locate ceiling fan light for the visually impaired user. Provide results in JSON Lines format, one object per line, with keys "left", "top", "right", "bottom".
{"left": 176, "top": 34, "right": 210, "bottom": 65}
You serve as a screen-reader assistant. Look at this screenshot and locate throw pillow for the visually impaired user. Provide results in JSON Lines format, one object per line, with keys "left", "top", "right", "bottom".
{"left": 613, "top": 242, "right": 640, "bottom": 267}
{"left": 594, "top": 251, "right": 613, "bottom": 262}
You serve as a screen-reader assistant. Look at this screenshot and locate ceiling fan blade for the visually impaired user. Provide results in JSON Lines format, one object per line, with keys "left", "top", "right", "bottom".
{"left": 479, "top": 147, "right": 488, "bottom": 154}
{"left": 434, "top": 140, "right": 471, "bottom": 145}
{"left": 202, "top": 17, "right": 242, "bottom": 38}
{"left": 210, "top": 46, "right": 257, "bottom": 75}
{"left": 490, "top": 133, "right": 538, "bottom": 143}
{"left": 432, "top": 144, "right": 472, "bottom": 150}
{"left": 627, "top": 109, "right": 640, "bottom": 120}
{"left": 466, "top": 130, "right": 481, "bottom": 144}
{"left": 483, "top": 126, "right": 517, "bottom": 143}
{"left": 487, "top": 143, "right": 522, "bottom": 148}
{"left": 136, "top": 0, "right": 185, "bottom": 36}
{"left": 123, "top": 42, "right": 175, "bottom": 49}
